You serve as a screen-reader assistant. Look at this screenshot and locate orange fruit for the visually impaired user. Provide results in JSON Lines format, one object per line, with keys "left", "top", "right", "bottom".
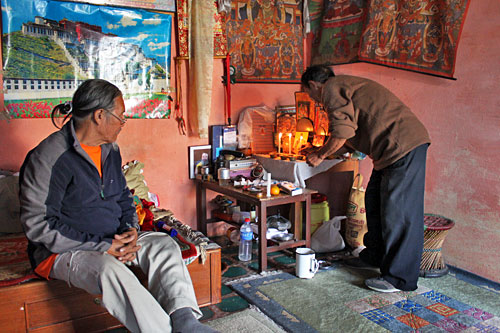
{"left": 270, "top": 185, "right": 280, "bottom": 196}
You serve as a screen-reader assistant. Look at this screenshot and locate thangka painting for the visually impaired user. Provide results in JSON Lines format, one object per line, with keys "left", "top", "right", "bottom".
{"left": 176, "top": 0, "right": 228, "bottom": 58}
{"left": 308, "top": 0, "right": 367, "bottom": 65}
{"left": 2, "top": 0, "right": 173, "bottom": 119}
{"left": 227, "top": 0, "right": 304, "bottom": 83}
{"left": 358, "top": 0, "right": 471, "bottom": 78}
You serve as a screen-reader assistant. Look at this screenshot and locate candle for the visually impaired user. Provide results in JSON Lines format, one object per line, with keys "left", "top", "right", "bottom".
{"left": 298, "top": 134, "right": 303, "bottom": 153}
{"left": 278, "top": 132, "right": 282, "bottom": 155}
{"left": 288, "top": 133, "right": 292, "bottom": 155}
{"left": 267, "top": 173, "right": 272, "bottom": 197}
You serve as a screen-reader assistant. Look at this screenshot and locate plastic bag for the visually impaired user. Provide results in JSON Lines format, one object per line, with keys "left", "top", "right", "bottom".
{"left": 311, "top": 216, "right": 346, "bottom": 253}
{"left": 236, "top": 105, "right": 275, "bottom": 149}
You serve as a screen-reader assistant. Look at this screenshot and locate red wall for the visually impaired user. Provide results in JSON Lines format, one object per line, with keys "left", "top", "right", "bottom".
{"left": 1, "top": 0, "right": 499, "bottom": 282}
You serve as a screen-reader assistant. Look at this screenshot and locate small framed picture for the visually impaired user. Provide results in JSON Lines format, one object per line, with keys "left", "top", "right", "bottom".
{"left": 188, "top": 145, "right": 212, "bottom": 179}
{"left": 295, "top": 91, "right": 316, "bottom": 123}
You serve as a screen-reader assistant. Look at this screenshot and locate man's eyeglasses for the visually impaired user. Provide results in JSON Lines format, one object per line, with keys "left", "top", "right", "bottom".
{"left": 104, "top": 109, "right": 127, "bottom": 124}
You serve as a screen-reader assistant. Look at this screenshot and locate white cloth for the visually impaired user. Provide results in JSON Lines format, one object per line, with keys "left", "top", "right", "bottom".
{"left": 303, "top": 0, "right": 311, "bottom": 35}
{"left": 50, "top": 232, "right": 200, "bottom": 333}
{"left": 217, "top": 0, "right": 231, "bottom": 13}
{"left": 189, "top": 0, "right": 215, "bottom": 138}
{"left": 255, "top": 154, "right": 344, "bottom": 188}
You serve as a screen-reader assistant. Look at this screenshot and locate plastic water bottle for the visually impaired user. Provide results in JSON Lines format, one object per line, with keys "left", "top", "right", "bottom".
{"left": 238, "top": 218, "right": 253, "bottom": 261}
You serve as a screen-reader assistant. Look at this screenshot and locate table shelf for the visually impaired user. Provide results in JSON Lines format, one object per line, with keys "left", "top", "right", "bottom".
{"left": 196, "top": 180, "right": 316, "bottom": 272}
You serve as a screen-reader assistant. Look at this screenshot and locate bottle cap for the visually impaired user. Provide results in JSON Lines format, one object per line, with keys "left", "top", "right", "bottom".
{"left": 244, "top": 218, "right": 250, "bottom": 223}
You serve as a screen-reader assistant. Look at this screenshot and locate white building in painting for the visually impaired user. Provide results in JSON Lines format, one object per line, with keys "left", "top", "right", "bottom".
{"left": 3, "top": 78, "right": 82, "bottom": 100}
{"left": 4, "top": 16, "right": 167, "bottom": 100}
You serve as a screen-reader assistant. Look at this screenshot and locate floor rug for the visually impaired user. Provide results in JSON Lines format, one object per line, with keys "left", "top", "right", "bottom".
{"left": 230, "top": 264, "right": 500, "bottom": 333}
{"left": 206, "top": 306, "right": 286, "bottom": 333}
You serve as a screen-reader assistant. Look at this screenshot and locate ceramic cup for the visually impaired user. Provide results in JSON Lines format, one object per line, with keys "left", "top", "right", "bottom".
{"left": 295, "top": 247, "right": 319, "bottom": 279}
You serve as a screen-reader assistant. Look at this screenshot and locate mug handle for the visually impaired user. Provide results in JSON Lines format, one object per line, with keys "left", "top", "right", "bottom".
{"left": 311, "top": 258, "right": 319, "bottom": 274}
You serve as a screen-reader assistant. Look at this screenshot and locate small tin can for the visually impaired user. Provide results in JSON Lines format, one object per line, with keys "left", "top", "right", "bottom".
{"left": 218, "top": 168, "right": 230, "bottom": 186}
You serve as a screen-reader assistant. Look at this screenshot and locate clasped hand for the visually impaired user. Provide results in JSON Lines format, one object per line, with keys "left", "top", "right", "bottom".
{"left": 107, "top": 228, "right": 141, "bottom": 263}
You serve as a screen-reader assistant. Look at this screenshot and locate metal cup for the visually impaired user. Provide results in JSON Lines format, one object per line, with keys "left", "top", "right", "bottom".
{"left": 218, "top": 168, "right": 230, "bottom": 186}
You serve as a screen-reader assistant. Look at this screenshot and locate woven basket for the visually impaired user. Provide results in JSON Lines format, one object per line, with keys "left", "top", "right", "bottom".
{"left": 420, "top": 214, "right": 455, "bottom": 278}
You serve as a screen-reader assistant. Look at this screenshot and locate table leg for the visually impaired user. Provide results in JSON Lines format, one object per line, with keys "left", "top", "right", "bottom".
{"left": 196, "top": 182, "right": 207, "bottom": 235}
{"left": 305, "top": 194, "right": 311, "bottom": 248}
{"left": 293, "top": 201, "right": 301, "bottom": 239}
{"left": 258, "top": 202, "right": 268, "bottom": 273}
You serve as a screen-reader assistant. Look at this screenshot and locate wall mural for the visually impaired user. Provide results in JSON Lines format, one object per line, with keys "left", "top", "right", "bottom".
{"left": 226, "top": 0, "right": 304, "bottom": 83}
{"left": 308, "top": 0, "right": 470, "bottom": 79}
{"left": 358, "top": 0, "right": 470, "bottom": 78}
{"left": 2, "top": 0, "right": 173, "bottom": 119}
{"left": 308, "top": 0, "right": 366, "bottom": 66}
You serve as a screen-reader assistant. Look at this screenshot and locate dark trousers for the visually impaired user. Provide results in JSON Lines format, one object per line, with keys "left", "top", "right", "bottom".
{"left": 359, "top": 144, "right": 429, "bottom": 291}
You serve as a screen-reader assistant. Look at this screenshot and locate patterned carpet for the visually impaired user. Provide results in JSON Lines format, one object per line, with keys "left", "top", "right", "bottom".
{"left": 199, "top": 235, "right": 351, "bottom": 324}
{"left": 201, "top": 236, "right": 500, "bottom": 333}
{"left": 230, "top": 269, "right": 500, "bottom": 332}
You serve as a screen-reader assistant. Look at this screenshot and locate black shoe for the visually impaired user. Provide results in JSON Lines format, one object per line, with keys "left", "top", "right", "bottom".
{"left": 344, "top": 258, "right": 380, "bottom": 271}
{"left": 365, "top": 277, "right": 401, "bottom": 293}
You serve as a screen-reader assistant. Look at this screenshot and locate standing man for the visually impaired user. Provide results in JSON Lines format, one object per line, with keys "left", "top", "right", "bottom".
{"left": 301, "top": 65, "right": 430, "bottom": 292}
{"left": 19, "top": 79, "right": 217, "bottom": 332}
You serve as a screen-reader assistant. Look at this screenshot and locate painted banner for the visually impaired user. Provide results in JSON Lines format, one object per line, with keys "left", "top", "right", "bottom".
{"left": 358, "top": 0, "right": 470, "bottom": 78}
{"left": 176, "top": 0, "right": 228, "bottom": 58}
{"left": 226, "top": 0, "right": 304, "bottom": 83}
{"left": 308, "top": 0, "right": 366, "bottom": 65}
{"left": 2, "top": 0, "right": 173, "bottom": 119}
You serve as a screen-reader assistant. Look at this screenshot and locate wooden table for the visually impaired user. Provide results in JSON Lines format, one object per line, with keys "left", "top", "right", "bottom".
{"left": 196, "top": 180, "right": 317, "bottom": 272}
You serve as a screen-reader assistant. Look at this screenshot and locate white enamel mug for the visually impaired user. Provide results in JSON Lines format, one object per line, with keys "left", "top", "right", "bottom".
{"left": 295, "top": 247, "right": 319, "bottom": 279}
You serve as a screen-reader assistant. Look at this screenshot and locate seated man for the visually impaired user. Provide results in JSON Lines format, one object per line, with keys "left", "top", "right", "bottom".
{"left": 19, "top": 79, "right": 217, "bottom": 333}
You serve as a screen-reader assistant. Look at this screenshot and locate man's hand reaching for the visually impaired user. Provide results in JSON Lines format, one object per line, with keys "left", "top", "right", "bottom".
{"left": 306, "top": 151, "right": 324, "bottom": 167}
{"left": 107, "top": 228, "right": 141, "bottom": 263}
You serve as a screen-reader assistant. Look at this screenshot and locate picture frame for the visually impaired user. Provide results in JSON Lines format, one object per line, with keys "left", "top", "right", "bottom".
{"left": 294, "top": 92, "right": 316, "bottom": 133}
{"left": 314, "top": 104, "right": 329, "bottom": 136}
{"left": 275, "top": 105, "right": 296, "bottom": 149}
{"left": 188, "top": 145, "right": 212, "bottom": 179}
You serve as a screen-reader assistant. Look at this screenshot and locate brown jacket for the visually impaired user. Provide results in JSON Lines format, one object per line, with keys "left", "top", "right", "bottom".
{"left": 321, "top": 75, "right": 430, "bottom": 170}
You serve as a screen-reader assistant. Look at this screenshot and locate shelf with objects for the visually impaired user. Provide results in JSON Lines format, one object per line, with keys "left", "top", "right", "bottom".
{"left": 195, "top": 178, "right": 317, "bottom": 273}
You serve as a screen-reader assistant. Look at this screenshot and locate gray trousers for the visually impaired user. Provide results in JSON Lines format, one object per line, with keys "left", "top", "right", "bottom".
{"left": 50, "top": 231, "right": 201, "bottom": 333}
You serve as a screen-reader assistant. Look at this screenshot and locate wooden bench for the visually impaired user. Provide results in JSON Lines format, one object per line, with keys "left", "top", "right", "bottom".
{"left": 0, "top": 247, "right": 221, "bottom": 332}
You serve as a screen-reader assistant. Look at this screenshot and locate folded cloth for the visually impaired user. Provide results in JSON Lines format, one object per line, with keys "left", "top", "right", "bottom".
{"left": 171, "top": 233, "right": 198, "bottom": 265}
{"left": 152, "top": 209, "right": 210, "bottom": 263}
